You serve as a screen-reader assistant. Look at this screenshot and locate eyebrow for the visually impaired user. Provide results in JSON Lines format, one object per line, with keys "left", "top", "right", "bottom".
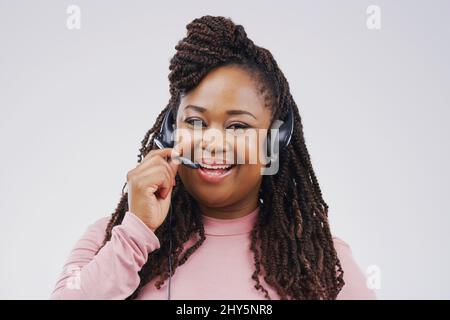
{"left": 184, "top": 104, "right": 257, "bottom": 120}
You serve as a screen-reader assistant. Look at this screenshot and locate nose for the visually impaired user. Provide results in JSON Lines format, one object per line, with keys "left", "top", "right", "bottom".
{"left": 200, "top": 127, "right": 231, "bottom": 158}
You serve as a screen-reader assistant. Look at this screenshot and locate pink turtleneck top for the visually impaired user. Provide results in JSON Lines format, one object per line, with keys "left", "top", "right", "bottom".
{"left": 51, "top": 207, "right": 377, "bottom": 300}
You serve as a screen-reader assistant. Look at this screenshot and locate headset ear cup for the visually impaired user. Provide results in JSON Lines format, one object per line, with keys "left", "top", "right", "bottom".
{"left": 265, "top": 134, "right": 272, "bottom": 167}
{"left": 266, "top": 134, "right": 271, "bottom": 158}
{"left": 159, "top": 108, "right": 176, "bottom": 148}
{"left": 266, "top": 135, "right": 272, "bottom": 168}
{"left": 278, "top": 106, "right": 294, "bottom": 149}
{"left": 264, "top": 106, "right": 294, "bottom": 168}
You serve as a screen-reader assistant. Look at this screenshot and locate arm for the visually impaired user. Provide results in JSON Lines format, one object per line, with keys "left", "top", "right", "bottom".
{"left": 51, "top": 211, "right": 160, "bottom": 300}
{"left": 333, "top": 236, "right": 378, "bottom": 300}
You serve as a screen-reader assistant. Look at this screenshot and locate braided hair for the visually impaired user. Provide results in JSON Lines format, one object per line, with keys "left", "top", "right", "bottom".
{"left": 98, "top": 15, "right": 344, "bottom": 300}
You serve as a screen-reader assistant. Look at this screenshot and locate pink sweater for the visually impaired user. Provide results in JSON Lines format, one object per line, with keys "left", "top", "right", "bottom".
{"left": 51, "top": 207, "right": 377, "bottom": 300}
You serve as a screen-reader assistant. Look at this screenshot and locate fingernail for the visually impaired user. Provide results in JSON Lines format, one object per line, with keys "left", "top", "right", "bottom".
{"left": 173, "top": 156, "right": 182, "bottom": 165}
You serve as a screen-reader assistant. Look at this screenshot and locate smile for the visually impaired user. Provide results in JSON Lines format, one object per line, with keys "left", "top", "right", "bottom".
{"left": 197, "top": 162, "right": 236, "bottom": 183}
{"left": 199, "top": 163, "right": 233, "bottom": 170}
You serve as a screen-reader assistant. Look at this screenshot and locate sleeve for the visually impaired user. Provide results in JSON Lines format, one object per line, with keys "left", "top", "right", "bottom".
{"left": 333, "top": 236, "right": 378, "bottom": 300}
{"left": 50, "top": 211, "right": 160, "bottom": 300}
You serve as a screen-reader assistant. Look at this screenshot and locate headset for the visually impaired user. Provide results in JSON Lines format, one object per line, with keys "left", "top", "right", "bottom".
{"left": 152, "top": 105, "right": 294, "bottom": 300}
{"left": 153, "top": 105, "right": 294, "bottom": 162}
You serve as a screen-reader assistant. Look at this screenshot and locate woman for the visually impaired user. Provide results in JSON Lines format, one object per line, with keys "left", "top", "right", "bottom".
{"left": 51, "top": 15, "right": 376, "bottom": 300}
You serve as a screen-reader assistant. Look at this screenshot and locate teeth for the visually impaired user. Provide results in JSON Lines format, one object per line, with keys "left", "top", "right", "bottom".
{"left": 204, "top": 170, "right": 223, "bottom": 176}
{"left": 200, "top": 163, "right": 232, "bottom": 170}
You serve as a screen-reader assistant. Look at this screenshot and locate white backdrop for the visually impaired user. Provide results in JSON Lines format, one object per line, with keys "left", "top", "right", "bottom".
{"left": 1, "top": 0, "right": 449, "bottom": 299}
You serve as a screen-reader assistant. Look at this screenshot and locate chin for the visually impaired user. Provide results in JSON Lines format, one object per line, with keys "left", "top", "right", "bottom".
{"left": 191, "top": 188, "right": 235, "bottom": 208}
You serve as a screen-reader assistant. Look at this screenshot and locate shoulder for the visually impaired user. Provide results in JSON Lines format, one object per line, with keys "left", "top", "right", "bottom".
{"left": 331, "top": 235, "right": 378, "bottom": 300}
{"left": 332, "top": 235, "right": 354, "bottom": 262}
{"left": 84, "top": 215, "right": 111, "bottom": 235}
{"left": 89, "top": 215, "right": 112, "bottom": 232}
{"left": 332, "top": 235, "right": 351, "bottom": 250}
{"left": 73, "top": 215, "right": 112, "bottom": 250}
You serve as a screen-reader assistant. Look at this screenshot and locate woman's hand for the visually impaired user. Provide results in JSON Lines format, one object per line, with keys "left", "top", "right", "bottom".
{"left": 126, "top": 148, "right": 180, "bottom": 232}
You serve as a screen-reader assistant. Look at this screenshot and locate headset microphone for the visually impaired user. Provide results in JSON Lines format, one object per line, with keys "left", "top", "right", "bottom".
{"left": 153, "top": 109, "right": 200, "bottom": 169}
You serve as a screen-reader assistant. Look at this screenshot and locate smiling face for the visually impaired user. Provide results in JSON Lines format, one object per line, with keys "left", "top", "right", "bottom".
{"left": 175, "top": 64, "right": 273, "bottom": 216}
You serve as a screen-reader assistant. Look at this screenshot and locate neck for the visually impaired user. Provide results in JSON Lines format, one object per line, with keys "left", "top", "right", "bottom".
{"left": 198, "top": 190, "right": 260, "bottom": 220}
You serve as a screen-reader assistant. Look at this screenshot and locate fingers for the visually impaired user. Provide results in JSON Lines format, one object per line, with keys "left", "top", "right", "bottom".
{"left": 135, "top": 147, "right": 179, "bottom": 170}
{"left": 133, "top": 166, "right": 173, "bottom": 199}
{"left": 127, "top": 149, "right": 179, "bottom": 199}
{"left": 135, "top": 153, "right": 179, "bottom": 179}
{"left": 126, "top": 147, "right": 183, "bottom": 197}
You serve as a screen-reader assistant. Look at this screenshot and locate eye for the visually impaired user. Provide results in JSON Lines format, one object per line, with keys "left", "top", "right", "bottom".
{"left": 185, "top": 117, "right": 207, "bottom": 128}
{"left": 228, "top": 123, "right": 250, "bottom": 130}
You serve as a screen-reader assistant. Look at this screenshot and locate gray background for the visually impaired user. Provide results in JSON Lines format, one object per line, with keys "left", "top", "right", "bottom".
{"left": 1, "top": 0, "right": 449, "bottom": 299}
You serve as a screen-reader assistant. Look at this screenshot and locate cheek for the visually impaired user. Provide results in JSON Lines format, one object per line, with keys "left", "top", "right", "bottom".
{"left": 177, "top": 166, "right": 190, "bottom": 184}
{"left": 234, "top": 134, "right": 267, "bottom": 166}
{"left": 236, "top": 164, "right": 262, "bottom": 179}
{"left": 231, "top": 164, "right": 263, "bottom": 196}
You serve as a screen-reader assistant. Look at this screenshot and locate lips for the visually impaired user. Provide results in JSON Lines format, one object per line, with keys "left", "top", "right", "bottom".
{"left": 196, "top": 160, "right": 236, "bottom": 183}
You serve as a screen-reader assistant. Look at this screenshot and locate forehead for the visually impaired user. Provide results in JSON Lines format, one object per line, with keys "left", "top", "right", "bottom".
{"left": 179, "top": 65, "right": 265, "bottom": 113}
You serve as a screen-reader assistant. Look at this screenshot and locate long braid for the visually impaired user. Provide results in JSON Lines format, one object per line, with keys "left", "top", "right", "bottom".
{"left": 98, "top": 15, "right": 344, "bottom": 300}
